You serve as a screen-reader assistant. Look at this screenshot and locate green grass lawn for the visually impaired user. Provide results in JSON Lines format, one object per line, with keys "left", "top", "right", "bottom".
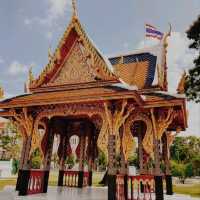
{"left": 173, "top": 184, "right": 200, "bottom": 197}
{"left": 0, "top": 178, "right": 16, "bottom": 190}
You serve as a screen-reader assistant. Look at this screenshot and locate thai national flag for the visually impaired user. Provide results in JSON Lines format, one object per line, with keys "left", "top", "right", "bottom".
{"left": 145, "top": 24, "right": 164, "bottom": 40}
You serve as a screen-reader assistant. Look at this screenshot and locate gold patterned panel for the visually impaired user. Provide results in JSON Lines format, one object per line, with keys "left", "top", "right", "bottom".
{"left": 97, "top": 100, "right": 135, "bottom": 160}
{"left": 29, "top": 16, "right": 116, "bottom": 90}
{"left": 97, "top": 115, "right": 109, "bottom": 159}
{"left": 0, "top": 86, "right": 4, "bottom": 99}
{"left": 124, "top": 112, "right": 154, "bottom": 159}
{"left": 156, "top": 108, "right": 177, "bottom": 140}
{"left": 114, "top": 61, "right": 149, "bottom": 89}
{"left": 47, "top": 42, "right": 96, "bottom": 86}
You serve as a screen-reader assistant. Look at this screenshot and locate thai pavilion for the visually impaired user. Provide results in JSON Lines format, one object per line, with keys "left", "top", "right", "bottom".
{"left": 0, "top": 1, "right": 187, "bottom": 200}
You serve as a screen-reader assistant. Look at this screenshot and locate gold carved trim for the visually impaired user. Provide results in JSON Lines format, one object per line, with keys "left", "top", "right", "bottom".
{"left": 29, "top": 16, "right": 116, "bottom": 90}
{"left": 124, "top": 112, "right": 154, "bottom": 160}
{"left": 97, "top": 100, "right": 135, "bottom": 159}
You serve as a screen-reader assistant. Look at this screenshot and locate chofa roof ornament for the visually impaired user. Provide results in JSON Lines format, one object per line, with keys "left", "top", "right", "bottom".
{"left": 0, "top": 86, "right": 4, "bottom": 99}
{"left": 72, "top": 0, "right": 78, "bottom": 18}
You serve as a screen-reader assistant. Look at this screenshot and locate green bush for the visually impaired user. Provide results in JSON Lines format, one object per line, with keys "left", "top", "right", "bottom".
{"left": 97, "top": 150, "right": 107, "bottom": 171}
{"left": 128, "top": 154, "right": 139, "bottom": 169}
{"left": 171, "top": 161, "right": 193, "bottom": 184}
{"left": 11, "top": 158, "right": 19, "bottom": 175}
{"left": 31, "top": 155, "right": 42, "bottom": 169}
{"left": 66, "top": 155, "right": 75, "bottom": 169}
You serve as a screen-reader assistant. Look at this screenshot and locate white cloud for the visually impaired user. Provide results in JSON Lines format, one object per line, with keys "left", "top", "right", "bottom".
{"left": 8, "top": 61, "right": 30, "bottom": 76}
{"left": 137, "top": 32, "right": 200, "bottom": 137}
{"left": 34, "top": 0, "right": 71, "bottom": 26}
{"left": 23, "top": 0, "right": 72, "bottom": 40}
{"left": 48, "top": 0, "right": 71, "bottom": 19}
{"left": 0, "top": 57, "right": 4, "bottom": 64}
{"left": 24, "top": 18, "right": 32, "bottom": 26}
{"left": 137, "top": 32, "right": 196, "bottom": 93}
{"left": 45, "top": 0, "right": 71, "bottom": 26}
{"left": 46, "top": 31, "right": 53, "bottom": 40}
{"left": 167, "top": 33, "right": 199, "bottom": 137}
{"left": 167, "top": 32, "right": 197, "bottom": 93}
{"left": 183, "top": 102, "right": 200, "bottom": 137}
{"left": 123, "top": 42, "right": 129, "bottom": 49}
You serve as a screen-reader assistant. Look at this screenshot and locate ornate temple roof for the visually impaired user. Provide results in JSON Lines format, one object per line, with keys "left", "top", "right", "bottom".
{"left": 28, "top": 14, "right": 118, "bottom": 93}
{"left": 24, "top": 1, "right": 169, "bottom": 93}
{"left": 0, "top": 1, "right": 187, "bottom": 131}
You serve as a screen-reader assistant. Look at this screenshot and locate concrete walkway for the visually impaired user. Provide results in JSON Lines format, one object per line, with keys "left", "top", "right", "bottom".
{"left": 0, "top": 186, "right": 199, "bottom": 200}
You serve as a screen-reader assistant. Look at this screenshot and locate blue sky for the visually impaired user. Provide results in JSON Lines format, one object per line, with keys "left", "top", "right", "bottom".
{"left": 0, "top": 0, "right": 199, "bottom": 136}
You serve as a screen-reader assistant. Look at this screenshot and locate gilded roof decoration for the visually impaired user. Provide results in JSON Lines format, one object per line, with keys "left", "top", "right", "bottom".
{"left": 0, "top": 86, "right": 4, "bottom": 99}
{"left": 47, "top": 41, "right": 101, "bottom": 86}
{"left": 29, "top": 15, "right": 117, "bottom": 91}
{"left": 177, "top": 71, "right": 186, "bottom": 94}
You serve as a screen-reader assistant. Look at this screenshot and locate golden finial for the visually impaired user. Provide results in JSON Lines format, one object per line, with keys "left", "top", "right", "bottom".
{"left": 29, "top": 65, "right": 34, "bottom": 83}
{"left": 48, "top": 46, "right": 53, "bottom": 61}
{"left": 72, "top": 0, "right": 78, "bottom": 17}
{"left": 177, "top": 70, "right": 187, "bottom": 94}
{"left": 163, "top": 23, "right": 172, "bottom": 48}
{"left": 0, "top": 86, "right": 4, "bottom": 99}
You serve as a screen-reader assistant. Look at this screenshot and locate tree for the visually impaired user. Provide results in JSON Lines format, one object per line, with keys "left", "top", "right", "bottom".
{"left": 191, "top": 155, "right": 200, "bottom": 176}
{"left": 170, "top": 136, "right": 200, "bottom": 164}
{"left": 171, "top": 161, "right": 193, "bottom": 184}
{"left": 185, "top": 16, "right": 200, "bottom": 102}
{"left": 170, "top": 136, "right": 200, "bottom": 183}
{"left": 0, "top": 121, "right": 21, "bottom": 160}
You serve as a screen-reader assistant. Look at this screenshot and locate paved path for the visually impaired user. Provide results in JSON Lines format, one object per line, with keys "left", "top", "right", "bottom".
{"left": 0, "top": 186, "right": 199, "bottom": 200}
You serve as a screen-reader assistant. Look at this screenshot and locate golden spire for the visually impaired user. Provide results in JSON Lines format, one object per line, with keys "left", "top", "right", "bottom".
{"left": 28, "top": 65, "right": 34, "bottom": 83}
{"left": 177, "top": 70, "right": 187, "bottom": 94}
{"left": 163, "top": 23, "right": 172, "bottom": 48}
{"left": 48, "top": 46, "right": 53, "bottom": 61}
{"left": 0, "top": 86, "right": 4, "bottom": 99}
{"left": 72, "top": 0, "right": 78, "bottom": 17}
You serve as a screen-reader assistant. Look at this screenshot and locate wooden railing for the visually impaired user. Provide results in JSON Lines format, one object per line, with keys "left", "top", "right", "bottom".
{"left": 63, "top": 171, "right": 79, "bottom": 187}
{"left": 116, "top": 175, "right": 125, "bottom": 200}
{"left": 128, "top": 175, "right": 154, "bottom": 200}
{"left": 63, "top": 170, "right": 89, "bottom": 187}
{"left": 83, "top": 171, "right": 89, "bottom": 186}
{"left": 116, "top": 175, "right": 155, "bottom": 200}
{"left": 27, "top": 170, "right": 45, "bottom": 195}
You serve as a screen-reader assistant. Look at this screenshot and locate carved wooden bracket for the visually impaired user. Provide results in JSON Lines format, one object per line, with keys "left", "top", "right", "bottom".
{"left": 97, "top": 100, "right": 135, "bottom": 159}
{"left": 11, "top": 108, "right": 34, "bottom": 140}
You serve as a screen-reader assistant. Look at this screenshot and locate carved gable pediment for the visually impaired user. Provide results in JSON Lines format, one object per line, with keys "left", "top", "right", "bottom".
{"left": 47, "top": 41, "right": 97, "bottom": 86}
{"left": 29, "top": 17, "right": 117, "bottom": 92}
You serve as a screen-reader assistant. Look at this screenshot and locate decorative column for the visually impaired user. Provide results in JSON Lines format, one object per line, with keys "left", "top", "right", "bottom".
{"left": 138, "top": 126, "right": 144, "bottom": 175}
{"left": 119, "top": 128, "right": 128, "bottom": 200}
{"left": 11, "top": 108, "right": 34, "bottom": 195}
{"left": 100, "top": 100, "right": 134, "bottom": 200}
{"left": 108, "top": 134, "right": 117, "bottom": 200}
{"left": 78, "top": 124, "right": 86, "bottom": 188}
{"left": 42, "top": 120, "right": 54, "bottom": 193}
{"left": 16, "top": 135, "right": 32, "bottom": 192}
{"left": 162, "top": 132, "right": 173, "bottom": 195}
{"left": 87, "top": 125, "right": 93, "bottom": 186}
{"left": 151, "top": 109, "right": 164, "bottom": 200}
{"left": 58, "top": 134, "right": 68, "bottom": 187}
{"left": 18, "top": 134, "right": 32, "bottom": 196}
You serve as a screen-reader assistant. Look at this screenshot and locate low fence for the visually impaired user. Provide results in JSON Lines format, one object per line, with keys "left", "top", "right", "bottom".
{"left": 63, "top": 170, "right": 89, "bottom": 187}
{"left": 116, "top": 175, "right": 155, "bottom": 200}
{"left": 27, "top": 170, "right": 45, "bottom": 195}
